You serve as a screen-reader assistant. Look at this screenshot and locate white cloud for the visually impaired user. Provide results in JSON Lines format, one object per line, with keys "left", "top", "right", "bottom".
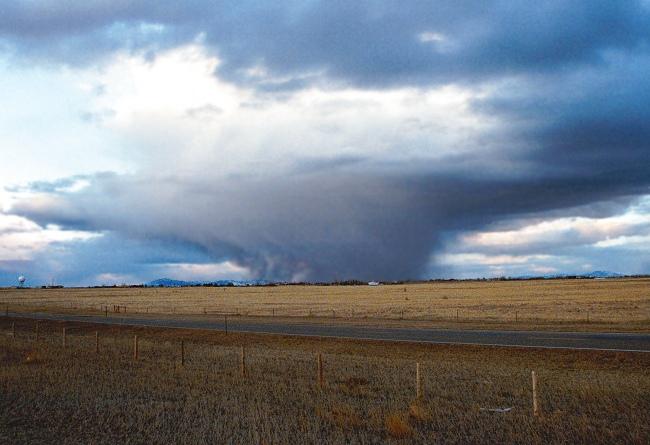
{"left": 438, "top": 252, "right": 553, "bottom": 266}
{"left": 435, "top": 196, "right": 650, "bottom": 278}
{"left": 73, "top": 44, "right": 495, "bottom": 179}
{"left": 0, "top": 213, "right": 100, "bottom": 262}
{"left": 594, "top": 234, "right": 650, "bottom": 249}
{"left": 153, "top": 262, "right": 250, "bottom": 282}
{"left": 418, "top": 31, "right": 457, "bottom": 53}
{"left": 463, "top": 207, "right": 650, "bottom": 249}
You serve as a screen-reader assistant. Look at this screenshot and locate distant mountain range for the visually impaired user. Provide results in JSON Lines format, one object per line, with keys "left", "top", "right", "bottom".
{"left": 515, "top": 270, "right": 626, "bottom": 280}
{"left": 581, "top": 270, "right": 626, "bottom": 278}
{"left": 148, "top": 271, "right": 628, "bottom": 287}
{"left": 147, "top": 278, "right": 270, "bottom": 287}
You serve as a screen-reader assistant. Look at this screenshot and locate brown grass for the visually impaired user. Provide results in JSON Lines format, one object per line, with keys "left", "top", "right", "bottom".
{"left": 386, "top": 412, "right": 411, "bottom": 438}
{"left": 2, "top": 277, "right": 650, "bottom": 332}
{"left": 1, "top": 317, "right": 649, "bottom": 444}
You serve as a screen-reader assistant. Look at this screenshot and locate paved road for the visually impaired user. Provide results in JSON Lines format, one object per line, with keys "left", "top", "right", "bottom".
{"left": 9, "top": 312, "right": 650, "bottom": 352}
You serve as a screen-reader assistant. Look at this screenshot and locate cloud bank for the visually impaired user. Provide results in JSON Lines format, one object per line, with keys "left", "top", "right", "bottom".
{"left": 1, "top": 1, "right": 650, "bottom": 284}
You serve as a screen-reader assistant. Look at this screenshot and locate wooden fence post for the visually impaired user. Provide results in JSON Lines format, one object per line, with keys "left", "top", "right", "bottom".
{"left": 12, "top": 322, "right": 15, "bottom": 337}
{"left": 456, "top": 308, "right": 459, "bottom": 322}
{"left": 515, "top": 310, "right": 518, "bottom": 322}
{"left": 416, "top": 362, "right": 422, "bottom": 400}
{"left": 318, "top": 353, "right": 323, "bottom": 388}
{"left": 95, "top": 331, "right": 99, "bottom": 353}
{"left": 241, "top": 346, "right": 246, "bottom": 377}
{"left": 181, "top": 340, "right": 185, "bottom": 366}
{"left": 134, "top": 335, "right": 139, "bottom": 360}
{"left": 532, "top": 371, "right": 539, "bottom": 416}
{"left": 224, "top": 315, "right": 228, "bottom": 335}
{"left": 35, "top": 321, "right": 39, "bottom": 342}
{"left": 62, "top": 327, "right": 66, "bottom": 348}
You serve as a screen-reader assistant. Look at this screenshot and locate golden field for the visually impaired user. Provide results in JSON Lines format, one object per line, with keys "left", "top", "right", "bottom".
{"left": 2, "top": 277, "right": 650, "bottom": 332}
{"left": 1, "top": 317, "right": 649, "bottom": 444}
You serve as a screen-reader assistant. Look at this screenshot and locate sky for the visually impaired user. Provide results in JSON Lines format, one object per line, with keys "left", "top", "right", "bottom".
{"left": 1, "top": 1, "right": 649, "bottom": 287}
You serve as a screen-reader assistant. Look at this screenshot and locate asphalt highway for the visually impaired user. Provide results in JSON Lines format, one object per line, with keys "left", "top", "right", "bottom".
{"left": 9, "top": 312, "right": 650, "bottom": 352}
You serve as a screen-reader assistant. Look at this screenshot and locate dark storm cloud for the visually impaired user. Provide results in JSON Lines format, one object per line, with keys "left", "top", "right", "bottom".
{"left": 38, "top": 234, "right": 215, "bottom": 286}
{"left": 10, "top": 169, "right": 443, "bottom": 281}
{"left": 2, "top": 1, "right": 648, "bottom": 88}
{"left": 0, "top": 234, "right": 214, "bottom": 287}
{"left": 0, "top": 1, "right": 199, "bottom": 64}
{"left": 8, "top": 153, "right": 648, "bottom": 283}
{"left": 474, "top": 53, "right": 650, "bottom": 200}
{"left": 3, "top": 1, "right": 650, "bottom": 282}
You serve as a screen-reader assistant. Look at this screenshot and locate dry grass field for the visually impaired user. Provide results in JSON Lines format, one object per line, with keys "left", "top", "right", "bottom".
{"left": 2, "top": 277, "right": 650, "bottom": 332}
{"left": 1, "top": 317, "right": 649, "bottom": 444}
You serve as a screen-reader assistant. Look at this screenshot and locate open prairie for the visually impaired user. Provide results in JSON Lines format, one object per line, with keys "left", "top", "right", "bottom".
{"left": 1, "top": 317, "right": 649, "bottom": 444}
{"left": 2, "top": 277, "right": 650, "bottom": 332}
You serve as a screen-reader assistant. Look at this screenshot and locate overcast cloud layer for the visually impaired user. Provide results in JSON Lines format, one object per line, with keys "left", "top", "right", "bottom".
{"left": 1, "top": 1, "right": 649, "bottom": 286}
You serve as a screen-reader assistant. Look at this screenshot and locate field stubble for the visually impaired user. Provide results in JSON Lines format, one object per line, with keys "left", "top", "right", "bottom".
{"left": 2, "top": 278, "right": 650, "bottom": 332}
{"left": 1, "top": 318, "right": 649, "bottom": 444}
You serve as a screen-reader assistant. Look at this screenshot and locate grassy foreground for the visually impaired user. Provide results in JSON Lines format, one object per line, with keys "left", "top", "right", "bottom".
{"left": 1, "top": 317, "right": 649, "bottom": 444}
{"left": 2, "top": 278, "right": 650, "bottom": 332}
